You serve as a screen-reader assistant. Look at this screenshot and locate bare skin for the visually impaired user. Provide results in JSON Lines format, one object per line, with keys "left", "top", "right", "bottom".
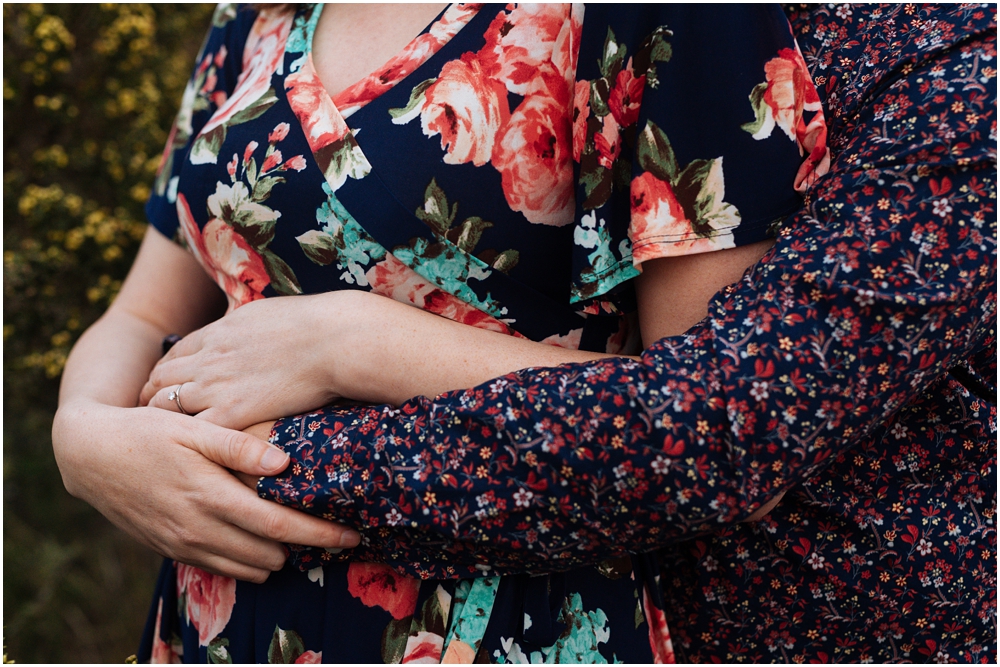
{"left": 54, "top": 4, "right": 785, "bottom": 583}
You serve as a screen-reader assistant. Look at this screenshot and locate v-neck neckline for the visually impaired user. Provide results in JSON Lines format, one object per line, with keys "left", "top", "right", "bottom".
{"left": 302, "top": 2, "right": 479, "bottom": 120}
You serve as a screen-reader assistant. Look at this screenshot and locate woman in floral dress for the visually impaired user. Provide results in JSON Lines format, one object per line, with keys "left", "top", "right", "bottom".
{"left": 52, "top": 3, "right": 995, "bottom": 664}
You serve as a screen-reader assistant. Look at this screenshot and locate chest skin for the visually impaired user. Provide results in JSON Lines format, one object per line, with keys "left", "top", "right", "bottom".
{"left": 311, "top": 3, "right": 449, "bottom": 101}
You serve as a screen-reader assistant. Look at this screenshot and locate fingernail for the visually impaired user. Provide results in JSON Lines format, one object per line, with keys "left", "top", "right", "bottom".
{"left": 261, "top": 447, "right": 288, "bottom": 471}
{"left": 339, "top": 530, "right": 361, "bottom": 548}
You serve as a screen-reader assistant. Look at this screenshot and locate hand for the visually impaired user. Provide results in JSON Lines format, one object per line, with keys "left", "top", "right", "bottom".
{"left": 232, "top": 420, "right": 279, "bottom": 490}
{"left": 138, "top": 292, "right": 361, "bottom": 430}
{"left": 52, "top": 401, "right": 360, "bottom": 583}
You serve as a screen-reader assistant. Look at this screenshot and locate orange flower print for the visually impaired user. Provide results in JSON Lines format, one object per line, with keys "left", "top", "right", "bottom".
{"left": 420, "top": 54, "right": 511, "bottom": 166}
{"left": 176, "top": 563, "right": 237, "bottom": 647}
{"left": 345, "top": 563, "right": 421, "bottom": 620}
{"left": 492, "top": 93, "right": 575, "bottom": 226}
{"left": 177, "top": 193, "right": 270, "bottom": 310}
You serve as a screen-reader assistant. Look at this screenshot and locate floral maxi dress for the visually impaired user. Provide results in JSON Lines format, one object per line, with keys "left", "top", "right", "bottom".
{"left": 138, "top": 2, "right": 841, "bottom": 663}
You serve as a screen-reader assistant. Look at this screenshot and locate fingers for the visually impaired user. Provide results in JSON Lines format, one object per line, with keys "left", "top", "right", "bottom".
{"left": 218, "top": 488, "right": 361, "bottom": 550}
{"left": 147, "top": 382, "right": 207, "bottom": 416}
{"left": 184, "top": 421, "right": 291, "bottom": 475}
{"left": 140, "top": 354, "right": 201, "bottom": 406}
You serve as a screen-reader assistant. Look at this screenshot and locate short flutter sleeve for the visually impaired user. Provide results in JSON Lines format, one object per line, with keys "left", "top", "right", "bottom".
{"left": 145, "top": 4, "right": 257, "bottom": 241}
{"left": 568, "top": 4, "right": 828, "bottom": 304}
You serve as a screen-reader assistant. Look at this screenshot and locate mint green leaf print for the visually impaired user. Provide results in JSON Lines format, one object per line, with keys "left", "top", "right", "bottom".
{"left": 443, "top": 578, "right": 499, "bottom": 656}
{"left": 207, "top": 637, "right": 233, "bottom": 664}
{"left": 637, "top": 120, "right": 679, "bottom": 184}
{"left": 306, "top": 183, "right": 387, "bottom": 285}
{"left": 389, "top": 78, "right": 436, "bottom": 124}
{"left": 391, "top": 237, "right": 505, "bottom": 318}
{"left": 493, "top": 593, "right": 611, "bottom": 664}
{"left": 267, "top": 625, "right": 305, "bottom": 664}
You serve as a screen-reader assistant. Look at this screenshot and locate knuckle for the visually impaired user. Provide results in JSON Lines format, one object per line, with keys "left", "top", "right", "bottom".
{"left": 221, "top": 430, "right": 252, "bottom": 466}
{"left": 259, "top": 508, "right": 290, "bottom": 541}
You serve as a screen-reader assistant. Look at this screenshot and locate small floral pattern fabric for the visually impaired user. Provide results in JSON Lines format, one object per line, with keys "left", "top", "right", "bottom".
{"left": 132, "top": 1, "right": 915, "bottom": 664}
{"left": 247, "top": 3, "right": 997, "bottom": 665}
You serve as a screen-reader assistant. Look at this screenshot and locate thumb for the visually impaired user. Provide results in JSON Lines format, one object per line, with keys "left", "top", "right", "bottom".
{"left": 186, "top": 421, "right": 289, "bottom": 475}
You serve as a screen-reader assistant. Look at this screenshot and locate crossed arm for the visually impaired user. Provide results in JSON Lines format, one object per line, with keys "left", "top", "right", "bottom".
{"left": 54, "top": 223, "right": 770, "bottom": 582}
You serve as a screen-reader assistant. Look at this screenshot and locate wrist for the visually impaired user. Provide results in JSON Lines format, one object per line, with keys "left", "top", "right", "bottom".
{"left": 314, "top": 289, "right": 375, "bottom": 402}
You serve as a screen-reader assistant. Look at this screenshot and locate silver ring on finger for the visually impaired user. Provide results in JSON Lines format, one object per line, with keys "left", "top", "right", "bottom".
{"left": 168, "top": 383, "right": 190, "bottom": 416}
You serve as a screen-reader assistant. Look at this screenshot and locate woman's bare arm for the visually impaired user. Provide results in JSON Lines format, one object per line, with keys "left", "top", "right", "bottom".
{"left": 53, "top": 229, "right": 359, "bottom": 582}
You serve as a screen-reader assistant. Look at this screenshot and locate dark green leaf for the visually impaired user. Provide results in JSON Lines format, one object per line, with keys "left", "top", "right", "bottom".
{"left": 253, "top": 175, "right": 285, "bottom": 202}
{"left": 491, "top": 249, "right": 519, "bottom": 273}
{"left": 207, "top": 637, "right": 233, "bottom": 664}
{"left": 637, "top": 120, "right": 678, "bottom": 184}
{"left": 417, "top": 586, "right": 448, "bottom": 636}
{"left": 451, "top": 216, "right": 492, "bottom": 253}
{"left": 267, "top": 625, "right": 305, "bottom": 664}
{"left": 388, "top": 77, "right": 436, "bottom": 121}
{"left": 190, "top": 123, "right": 227, "bottom": 164}
{"left": 261, "top": 250, "right": 303, "bottom": 295}
{"left": 415, "top": 178, "right": 456, "bottom": 237}
{"left": 230, "top": 207, "right": 277, "bottom": 247}
{"left": 600, "top": 27, "right": 625, "bottom": 80}
{"left": 296, "top": 230, "right": 337, "bottom": 266}
{"left": 740, "top": 82, "right": 770, "bottom": 136}
{"left": 380, "top": 617, "right": 412, "bottom": 664}
{"left": 589, "top": 79, "right": 611, "bottom": 118}
{"left": 635, "top": 600, "right": 645, "bottom": 629}
{"left": 580, "top": 163, "right": 611, "bottom": 210}
{"left": 650, "top": 32, "right": 673, "bottom": 64}
{"left": 228, "top": 88, "right": 278, "bottom": 126}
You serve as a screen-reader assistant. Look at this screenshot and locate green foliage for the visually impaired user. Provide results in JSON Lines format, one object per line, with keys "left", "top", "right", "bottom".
{"left": 3, "top": 4, "right": 215, "bottom": 662}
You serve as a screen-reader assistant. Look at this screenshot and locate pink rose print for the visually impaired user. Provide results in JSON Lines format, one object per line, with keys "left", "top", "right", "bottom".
{"left": 608, "top": 60, "right": 645, "bottom": 128}
{"left": 175, "top": 563, "right": 237, "bottom": 647}
{"left": 629, "top": 171, "right": 733, "bottom": 262}
{"left": 294, "top": 650, "right": 322, "bottom": 664}
{"left": 366, "top": 254, "right": 515, "bottom": 335}
{"left": 200, "top": 11, "right": 291, "bottom": 137}
{"left": 421, "top": 54, "right": 511, "bottom": 166}
{"left": 572, "top": 79, "right": 590, "bottom": 162}
{"left": 479, "top": 4, "right": 577, "bottom": 99}
{"left": 149, "top": 599, "right": 182, "bottom": 664}
{"left": 177, "top": 193, "right": 270, "bottom": 310}
{"left": 346, "top": 562, "right": 421, "bottom": 620}
{"left": 492, "top": 92, "right": 575, "bottom": 226}
{"left": 334, "top": 3, "right": 482, "bottom": 117}
{"left": 286, "top": 58, "right": 352, "bottom": 152}
{"left": 401, "top": 630, "right": 445, "bottom": 664}
{"left": 643, "top": 586, "right": 675, "bottom": 664}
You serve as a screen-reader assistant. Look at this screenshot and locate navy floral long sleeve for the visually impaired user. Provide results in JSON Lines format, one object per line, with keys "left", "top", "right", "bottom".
{"left": 259, "top": 4, "right": 996, "bottom": 662}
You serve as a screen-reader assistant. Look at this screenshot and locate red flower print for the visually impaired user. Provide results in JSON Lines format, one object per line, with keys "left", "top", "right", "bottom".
{"left": 572, "top": 80, "right": 590, "bottom": 162}
{"left": 345, "top": 563, "right": 420, "bottom": 620}
{"left": 176, "top": 563, "right": 237, "bottom": 647}
{"left": 285, "top": 59, "right": 352, "bottom": 152}
{"left": 492, "top": 93, "right": 574, "bottom": 226}
{"left": 268, "top": 122, "right": 290, "bottom": 143}
{"left": 177, "top": 193, "right": 270, "bottom": 310}
{"left": 261, "top": 150, "right": 282, "bottom": 173}
{"left": 366, "top": 254, "right": 514, "bottom": 335}
{"left": 420, "top": 54, "right": 510, "bottom": 166}
{"left": 284, "top": 155, "right": 307, "bottom": 172}
{"left": 200, "top": 12, "right": 291, "bottom": 140}
{"left": 756, "top": 47, "right": 820, "bottom": 142}
{"left": 629, "top": 171, "right": 734, "bottom": 262}
{"left": 150, "top": 598, "right": 182, "bottom": 664}
{"left": 594, "top": 114, "right": 621, "bottom": 170}
{"left": 643, "top": 585, "right": 675, "bottom": 664}
{"left": 294, "top": 650, "right": 322, "bottom": 664}
{"left": 402, "top": 631, "right": 445, "bottom": 663}
{"left": 479, "top": 4, "right": 580, "bottom": 100}
{"left": 608, "top": 60, "right": 645, "bottom": 128}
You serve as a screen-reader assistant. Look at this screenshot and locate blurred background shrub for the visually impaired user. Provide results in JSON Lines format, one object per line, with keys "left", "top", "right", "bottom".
{"left": 4, "top": 4, "right": 214, "bottom": 661}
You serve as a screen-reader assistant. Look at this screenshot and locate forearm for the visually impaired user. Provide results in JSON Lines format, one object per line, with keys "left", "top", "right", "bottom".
{"left": 331, "top": 291, "right": 622, "bottom": 406}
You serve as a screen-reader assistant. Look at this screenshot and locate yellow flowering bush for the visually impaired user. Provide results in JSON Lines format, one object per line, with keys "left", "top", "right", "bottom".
{"left": 3, "top": 4, "right": 213, "bottom": 662}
